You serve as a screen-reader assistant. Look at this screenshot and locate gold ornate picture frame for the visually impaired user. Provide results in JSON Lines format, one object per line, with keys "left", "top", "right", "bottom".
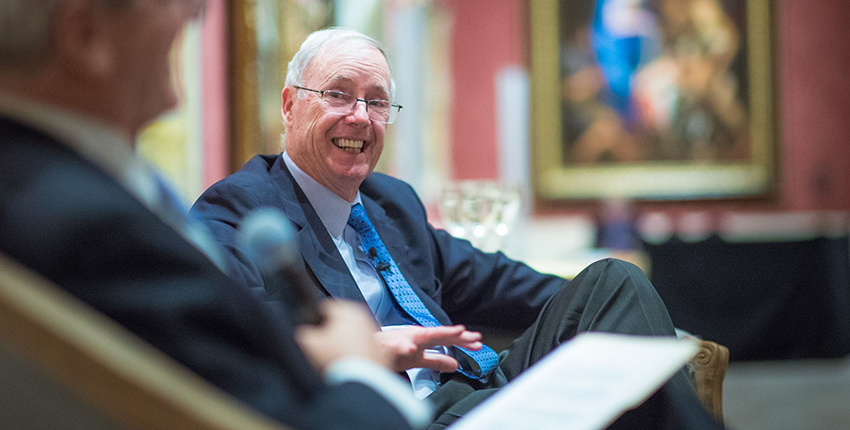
{"left": 530, "top": 0, "right": 775, "bottom": 202}
{"left": 229, "top": 0, "right": 333, "bottom": 171}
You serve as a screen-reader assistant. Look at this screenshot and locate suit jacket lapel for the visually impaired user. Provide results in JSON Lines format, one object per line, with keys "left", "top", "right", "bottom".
{"left": 269, "top": 157, "right": 368, "bottom": 304}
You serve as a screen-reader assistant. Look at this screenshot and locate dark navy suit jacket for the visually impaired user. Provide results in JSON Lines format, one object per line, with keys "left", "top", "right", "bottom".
{"left": 193, "top": 155, "right": 729, "bottom": 430}
{"left": 192, "top": 154, "right": 565, "bottom": 332}
{"left": 0, "top": 118, "right": 412, "bottom": 430}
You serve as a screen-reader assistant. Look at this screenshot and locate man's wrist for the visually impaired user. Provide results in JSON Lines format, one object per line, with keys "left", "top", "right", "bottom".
{"left": 325, "top": 358, "right": 432, "bottom": 429}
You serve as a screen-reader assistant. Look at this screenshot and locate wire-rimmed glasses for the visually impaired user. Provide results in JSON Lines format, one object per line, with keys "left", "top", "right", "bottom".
{"left": 293, "top": 85, "right": 403, "bottom": 124}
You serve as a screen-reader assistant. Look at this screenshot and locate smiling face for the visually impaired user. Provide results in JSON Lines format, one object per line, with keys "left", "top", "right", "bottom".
{"left": 281, "top": 41, "right": 392, "bottom": 201}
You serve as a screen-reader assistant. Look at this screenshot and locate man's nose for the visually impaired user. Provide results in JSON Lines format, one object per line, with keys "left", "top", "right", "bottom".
{"left": 346, "top": 100, "right": 371, "bottom": 124}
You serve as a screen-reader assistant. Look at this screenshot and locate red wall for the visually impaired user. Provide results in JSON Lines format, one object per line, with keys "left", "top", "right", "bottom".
{"left": 446, "top": 0, "right": 850, "bottom": 212}
{"left": 201, "top": 0, "right": 229, "bottom": 188}
{"left": 778, "top": 0, "right": 850, "bottom": 210}
{"left": 445, "top": 0, "right": 526, "bottom": 180}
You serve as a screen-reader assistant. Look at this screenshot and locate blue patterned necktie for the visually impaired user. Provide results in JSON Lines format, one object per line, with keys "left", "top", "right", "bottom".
{"left": 347, "top": 203, "right": 498, "bottom": 380}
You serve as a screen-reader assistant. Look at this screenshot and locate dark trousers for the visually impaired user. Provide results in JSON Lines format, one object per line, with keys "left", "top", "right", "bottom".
{"left": 427, "top": 259, "right": 724, "bottom": 429}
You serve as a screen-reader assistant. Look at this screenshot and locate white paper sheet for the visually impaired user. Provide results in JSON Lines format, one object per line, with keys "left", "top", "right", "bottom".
{"left": 449, "top": 332, "right": 699, "bottom": 430}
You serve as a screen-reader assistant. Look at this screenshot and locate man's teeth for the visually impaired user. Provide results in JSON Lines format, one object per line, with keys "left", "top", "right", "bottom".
{"left": 333, "top": 138, "right": 364, "bottom": 153}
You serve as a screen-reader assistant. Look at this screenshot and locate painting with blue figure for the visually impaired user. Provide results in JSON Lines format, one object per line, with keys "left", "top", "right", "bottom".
{"left": 590, "top": 0, "right": 661, "bottom": 126}
{"left": 557, "top": 0, "right": 750, "bottom": 165}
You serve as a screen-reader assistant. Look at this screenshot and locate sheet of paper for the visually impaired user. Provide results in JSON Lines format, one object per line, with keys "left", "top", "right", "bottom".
{"left": 449, "top": 332, "right": 699, "bottom": 430}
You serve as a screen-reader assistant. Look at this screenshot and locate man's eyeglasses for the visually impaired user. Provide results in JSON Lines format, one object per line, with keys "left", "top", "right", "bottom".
{"left": 293, "top": 86, "right": 403, "bottom": 124}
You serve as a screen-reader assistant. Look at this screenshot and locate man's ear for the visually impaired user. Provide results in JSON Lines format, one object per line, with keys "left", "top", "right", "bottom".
{"left": 281, "top": 86, "right": 295, "bottom": 127}
{"left": 53, "top": 0, "right": 116, "bottom": 78}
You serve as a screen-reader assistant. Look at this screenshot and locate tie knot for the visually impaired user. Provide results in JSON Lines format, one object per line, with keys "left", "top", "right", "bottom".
{"left": 347, "top": 203, "right": 373, "bottom": 235}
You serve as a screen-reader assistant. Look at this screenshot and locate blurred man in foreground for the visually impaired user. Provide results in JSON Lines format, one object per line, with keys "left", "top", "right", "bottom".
{"left": 0, "top": 2, "right": 429, "bottom": 428}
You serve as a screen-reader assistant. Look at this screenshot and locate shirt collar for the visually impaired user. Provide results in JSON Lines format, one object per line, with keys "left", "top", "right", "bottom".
{"left": 283, "top": 151, "right": 362, "bottom": 239}
{"left": 0, "top": 92, "right": 160, "bottom": 209}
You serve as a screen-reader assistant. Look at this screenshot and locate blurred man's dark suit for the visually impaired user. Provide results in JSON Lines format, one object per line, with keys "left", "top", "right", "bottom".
{"left": 0, "top": 117, "right": 415, "bottom": 430}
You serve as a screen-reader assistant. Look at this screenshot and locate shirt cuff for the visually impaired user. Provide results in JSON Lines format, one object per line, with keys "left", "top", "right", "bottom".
{"left": 325, "top": 358, "right": 433, "bottom": 429}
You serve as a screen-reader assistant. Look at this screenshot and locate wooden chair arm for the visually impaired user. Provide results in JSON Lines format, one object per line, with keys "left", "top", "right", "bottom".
{"left": 0, "top": 253, "right": 290, "bottom": 430}
{"left": 690, "top": 339, "right": 730, "bottom": 423}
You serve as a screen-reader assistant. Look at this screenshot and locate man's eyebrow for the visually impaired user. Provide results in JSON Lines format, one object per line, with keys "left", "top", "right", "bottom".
{"left": 327, "top": 75, "right": 354, "bottom": 84}
{"left": 325, "top": 76, "right": 390, "bottom": 97}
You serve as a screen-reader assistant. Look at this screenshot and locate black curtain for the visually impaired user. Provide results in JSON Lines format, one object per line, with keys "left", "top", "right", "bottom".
{"left": 644, "top": 235, "right": 850, "bottom": 361}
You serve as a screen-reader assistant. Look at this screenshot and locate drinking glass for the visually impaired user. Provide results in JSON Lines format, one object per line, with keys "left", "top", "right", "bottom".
{"left": 439, "top": 181, "right": 522, "bottom": 252}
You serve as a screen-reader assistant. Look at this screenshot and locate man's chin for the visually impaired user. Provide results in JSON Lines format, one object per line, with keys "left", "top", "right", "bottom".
{"left": 332, "top": 163, "right": 374, "bottom": 184}
{"left": 135, "top": 94, "right": 180, "bottom": 132}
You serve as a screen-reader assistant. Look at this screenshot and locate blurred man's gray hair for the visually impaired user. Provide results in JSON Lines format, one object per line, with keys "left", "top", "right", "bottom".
{"left": 0, "top": 0, "right": 63, "bottom": 70}
{"left": 0, "top": 0, "right": 136, "bottom": 71}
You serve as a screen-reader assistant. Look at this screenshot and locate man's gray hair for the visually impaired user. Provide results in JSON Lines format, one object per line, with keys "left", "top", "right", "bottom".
{"left": 284, "top": 27, "right": 396, "bottom": 99}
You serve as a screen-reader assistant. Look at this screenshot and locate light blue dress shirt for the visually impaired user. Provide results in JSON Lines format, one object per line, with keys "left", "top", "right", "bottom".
{"left": 283, "top": 152, "right": 443, "bottom": 399}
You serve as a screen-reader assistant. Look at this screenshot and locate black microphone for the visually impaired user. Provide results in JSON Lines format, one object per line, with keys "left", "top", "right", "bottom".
{"left": 239, "top": 208, "right": 323, "bottom": 325}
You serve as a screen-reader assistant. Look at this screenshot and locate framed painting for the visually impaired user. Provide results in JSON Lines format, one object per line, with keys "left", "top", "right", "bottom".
{"left": 230, "top": 0, "right": 334, "bottom": 171}
{"left": 530, "top": 0, "right": 775, "bottom": 202}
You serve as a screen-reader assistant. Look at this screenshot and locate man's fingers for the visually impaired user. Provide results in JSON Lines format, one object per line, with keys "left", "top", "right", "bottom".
{"left": 385, "top": 340, "right": 418, "bottom": 356}
{"left": 415, "top": 326, "right": 483, "bottom": 348}
{"left": 421, "top": 352, "right": 460, "bottom": 373}
{"left": 457, "top": 329, "right": 483, "bottom": 342}
{"left": 458, "top": 341, "right": 483, "bottom": 351}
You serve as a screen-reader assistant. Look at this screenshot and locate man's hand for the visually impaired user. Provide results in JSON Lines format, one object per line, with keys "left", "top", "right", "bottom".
{"left": 376, "top": 325, "right": 483, "bottom": 373}
{"left": 295, "top": 300, "right": 391, "bottom": 372}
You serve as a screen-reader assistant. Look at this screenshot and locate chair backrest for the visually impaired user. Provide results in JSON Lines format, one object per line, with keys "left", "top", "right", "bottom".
{"left": 0, "top": 253, "right": 291, "bottom": 430}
